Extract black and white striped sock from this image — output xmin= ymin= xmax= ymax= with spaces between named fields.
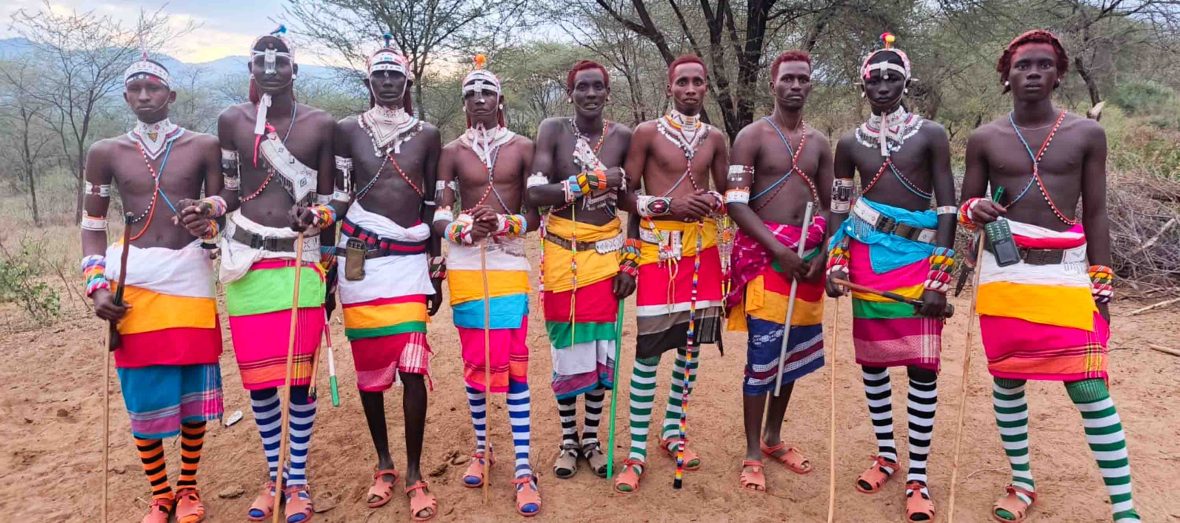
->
xmin=907 ymin=377 xmax=938 ymax=495
xmin=862 ymin=367 xmax=897 ymax=472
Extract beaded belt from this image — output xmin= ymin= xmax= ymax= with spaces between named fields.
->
xmin=334 ymin=218 xmax=428 ymax=259
xmin=543 ymin=231 xmax=625 ymax=255
xmin=852 ymin=199 xmax=937 ymax=244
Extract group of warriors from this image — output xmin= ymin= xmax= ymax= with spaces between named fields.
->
xmin=82 ymin=25 xmax=1139 ymax=523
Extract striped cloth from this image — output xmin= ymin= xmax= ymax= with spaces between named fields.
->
xmin=337 ymin=203 xmax=435 ymax=391
xmin=635 ymin=219 xmax=723 ymax=359
xmin=448 ymin=236 xmax=531 ymax=393
xmin=118 ymin=364 xmax=223 ymax=439
xmin=541 ymin=215 xmax=621 ymax=399
xmin=978 ymin=220 xmax=1107 ymax=381
xmin=726 ymin=220 xmax=826 ymax=394
xmin=830 ymin=197 xmax=941 ymax=372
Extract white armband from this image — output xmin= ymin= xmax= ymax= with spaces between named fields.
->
xmin=315 ymin=193 xmax=332 ymax=205
xmin=935 ymin=206 xmax=957 ymax=215
xmin=81 ymin=214 xmax=108 ymax=231
xmin=433 ymin=206 xmax=454 ymax=223
xmin=831 ymin=178 xmax=855 ymax=214
xmin=728 ymin=164 xmax=754 ymax=183
xmin=84 ymin=181 xmax=111 ymax=198
xmin=724 ymin=188 xmax=750 ymax=204
xmin=527 ymin=172 xmax=549 ymax=188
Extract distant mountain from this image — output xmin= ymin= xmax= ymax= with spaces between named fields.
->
xmin=0 ymin=37 xmax=341 ymax=84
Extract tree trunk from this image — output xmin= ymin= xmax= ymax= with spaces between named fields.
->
xmin=74 ymin=147 xmax=84 ymax=224
xmin=27 ymin=161 xmax=40 ymax=226
xmin=1074 ymin=56 xmax=1101 ymax=106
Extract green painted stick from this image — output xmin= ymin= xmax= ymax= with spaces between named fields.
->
xmin=606 ymin=299 xmax=625 ymax=479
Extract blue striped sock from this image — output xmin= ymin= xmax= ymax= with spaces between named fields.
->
xmin=284 ymin=386 xmax=316 ymax=487
xmin=249 ymin=388 xmax=282 ymax=483
xmin=466 ymin=386 xmax=488 ymax=453
xmin=507 ymin=379 xmax=533 ymax=478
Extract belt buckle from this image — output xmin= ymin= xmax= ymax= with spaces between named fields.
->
xmin=877 ymin=216 xmax=897 ymax=234
xmin=248 ymin=234 xmax=265 ymax=250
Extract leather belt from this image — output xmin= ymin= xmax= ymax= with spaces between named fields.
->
xmin=231 ymin=226 xmax=297 ymax=252
xmin=543 ymin=232 xmax=625 ymax=254
xmin=852 ymin=200 xmax=937 ymax=244
xmin=337 ymin=219 xmax=428 ymax=259
xmin=1018 ymin=247 xmax=1065 ymax=265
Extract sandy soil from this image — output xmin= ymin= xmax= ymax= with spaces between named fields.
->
xmin=2 ymin=244 xmax=1178 ymax=522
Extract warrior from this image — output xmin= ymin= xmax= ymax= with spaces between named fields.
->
xmin=332 ymin=38 xmax=442 ymax=519
xmin=613 ymin=55 xmax=728 ymax=494
xmin=432 ymin=55 xmax=542 ymax=516
xmin=183 ymin=26 xmax=337 ymax=523
xmin=826 ymin=33 xmax=956 ymax=522
xmin=960 ymin=29 xmax=1139 ymax=523
xmin=82 ymin=53 xmax=225 ymax=523
xmin=526 ymin=60 xmax=635 ymax=480
xmin=724 ymin=49 xmax=833 ymax=493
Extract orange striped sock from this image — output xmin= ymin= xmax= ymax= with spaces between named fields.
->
xmin=176 ymin=422 xmax=206 ymax=489
xmin=135 ymin=438 xmax=173 ymax=501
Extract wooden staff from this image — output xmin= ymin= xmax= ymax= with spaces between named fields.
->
xmin=946 ymin=232 xmax=988 ymax=523
xmin=773 ymin=202 xmax=814 ymax=396
xmin=479 ymin=239 xmax=492 ymax=503
xmin=826 ymin=296 xmax=841 ymax=523
xmin=102 ymin=212 xmax=133 ymax=522
xmin=606 ymin=299 xmax=624 ymax=479
xmin=272 ymin=231 xmax=306 ymax=523
xmin=830 ymin=278 xmax=955 ymax=318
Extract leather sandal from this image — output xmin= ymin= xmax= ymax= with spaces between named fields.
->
xmin=246 ymin=482 xmax=276 ymax=521
xmin=739 ymin=460 xmax=767 ymax=492
xmin=512 ymin=475 xmax=542 ymax=517
xmin=582 ymin=440 xmax=609 ymax=478
xmin=992 ymin=485 xmax=1036 ymax=523
xmin=905 ymin=481 xmax=936 ymax=522
xmin=283 ymin=485 xmax=314 ymax=523
xmin=141 ymin=496 xmax=174 ymax=523
xmin=405 ymin=480 xmax=438 ymax=521
xmin=553 ymin=442 xmax=580 ymax=479
xmin=613 ymin=458 xmax=645 ymax=494
xmin=174 ymin=488 xmax=206 ymax=523
xmin=855 ymin=455 xmax=898 ymax=494
xmin=760 ymin=440 xmax=813 ymax=475
xmin=367 ymin=468 xmax=400 ymax=508
xmin=462 ymin=449 xmax=494 ymax=488
xmin=660 ymin=436 xmax=701 ymax=470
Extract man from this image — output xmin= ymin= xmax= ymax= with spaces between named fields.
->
xmin=724 ymin=49 xmax=833 ymax=492
xmin=613 ymin=54 xmax=728 ymax=494
xmin=432 ymin=55 xmax=542 ymax=516
xmin=82 ymin=53 xmax=224 ymax=523
xmin=332 ymin=40 xmax=442 ymax=519
xmin=526 ymin=60 xmax=635 ymax=480
xmin=184 ymin=27 xmax=336 ymax=523
xmin=826 ymin=33 xmax=956 ymax=522
xmin=960 ymin=29 xmax=1139 ymax=523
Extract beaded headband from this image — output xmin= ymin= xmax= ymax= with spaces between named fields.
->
xmin=462 ymin=54 xmax=500 ymax=95
xmin=124 ymin=55 xmax=171 ymax=87
xmin=368 ymin=33 xmax=412 ymax=79
xmin=250 ymin=25 xmax=295 ymax=75
xmin=860 ymin=32 xmax=911 ymax=81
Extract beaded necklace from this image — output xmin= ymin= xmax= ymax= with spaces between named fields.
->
xmin=550 ymin=118 xmax=610 ymax=214
xmin=752 ymin=117 xmax=816 ymax=210
xmin=1008 ymin=110 xmax=1074 ymax=225
xmin=126 ymin=140 xmax=177 ymax=242
xmin=359 ymin=105 xmax=422 ymax=156
xmin=242 ymin=103 xmax=299 ymax=202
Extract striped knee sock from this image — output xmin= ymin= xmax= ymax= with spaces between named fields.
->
xmin=176 ymin=422 xmax=206 ymax=490
xmin=284 ymin=386 xmax=316 ymax=487
xmin=249 ymin=388 xmax=282 ymax=482
xmin=582 ymin=388 xmax=605 ymax=446
xmin=557 ymin=395 xmax=578 ymax=446
xmin=135 ymin=438 xmax=173 ymax=501
xmin=906 ymin=377 xmax=938 ymax=493
xmin=1066 ymin=379 xmax=1140 ymax=522
xmin=627 ymin=356 xmax=659 ymax=465
xmin=661 ymin=347 xmax=699 ymax=445
xmin=862 ymin=367 xmax=897 ymax=471
xmin=465 ymin=386 xmax=488 ymax=453
xmin=993 ymin=378 xmax=1035 ymax=513
xmin=507 ymin=379 xmax=533 ymax=478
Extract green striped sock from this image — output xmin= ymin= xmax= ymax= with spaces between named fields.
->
xmin=626 ymin=356 xmax=660 ymax=470
xmin=660 ymin=348 xmax=700 ymax=468
xmin=1066 ymin=379 xmax=1140 ymax=522
xmin=993 ymin=378 xmax=1034 ymax=521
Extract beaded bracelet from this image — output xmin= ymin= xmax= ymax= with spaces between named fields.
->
xmin=725 ymin=188 xmax=751 ymax=205
xmin=637 ymin=195 xmax=672 ymax=218
xmin=81 ymin=255 xmax=110 ymax=297
xmin=310 ymin=204 xmax=336 ymax=228
xmin=706 ymin=190 xmax=725 ymax=212
xmin=446 ymin=214 xmax=475 ymax=244
xmin=199 ymin=196 xmax=228 ymax=218
xmin=1089 ymin=265 xmax=1114 ymax=304
xmin=924 ymin=247 xmax=956 ymax=294
xmin=429 ymin=256 xmax=447 ymax=280
xmin=958 ymin=197 xmax=984 ymax=229
xmin=199 ymin=219 xmax=220 ymax=241
xmin=826 ymin=238 xmax=850 ymax=276
xmin=495 ymin=213 xmax=527 ymax=238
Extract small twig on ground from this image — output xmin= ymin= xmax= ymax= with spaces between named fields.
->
xmin=1148 ymin=344 xmax=1180 ymax=357
xmin=1128 ymin=296 xmax=1180 ymax=316
xmin=966 ymin=467 xmax=1006 ymax=480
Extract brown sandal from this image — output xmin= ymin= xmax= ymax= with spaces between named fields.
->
xmin=992 ymin=485 xmax=1036 ymax=523
xmin=905 ymin=482 xmax=935 ymax=522
xmin=405 ymin=480 xmax=438 ymax=521
xmin=582 ymin=441 xmax=609 ymax=478
xmin=553 ymin=442 xmax=580 ymax=479
xmin=739 ymin=460 xmax=767 ymax=492
xmin=855 ymin=455 xmax=897 ymax=494
xmin=367 ymin=468 xmax=400 ymax=508
xmin=760 ymin=441 xmax=813 ymax=475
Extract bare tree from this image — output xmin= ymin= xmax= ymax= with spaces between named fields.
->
xmin=0 ymin=58 xmax=57 ymax=225
xmin=9 ymin=3 xmax=193 ymax=222
xmin=286 ymin=0 xmax=532 ymax=121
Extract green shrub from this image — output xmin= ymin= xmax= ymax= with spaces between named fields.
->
xmin=0 ymin=239 xmax=61 ymax=322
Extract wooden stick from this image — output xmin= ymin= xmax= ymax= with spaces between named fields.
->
xmin=831 ymin=277 xmax=955 ymax=318
xmin=1128 ymin=296 xmax=1180 ymax=316
xmin=773 ymin=202 xmax=814 ymax=396
xmin=479 ymin=240 xmax=492 ymax=504
xmin=946 ymin=233 xmax=988 ymax=523
xmin=1128 ymin=217 xmax=1175 ymax=256
xmin=1149 ymin=344 xmax=1180 ymax=357
xmin=826 ymin=297 xmax=841 ymax=523
xmin=272 ymin=232 xmax=305 ymax=523
xmin=102 ymin=212 xmax=133 ymax=522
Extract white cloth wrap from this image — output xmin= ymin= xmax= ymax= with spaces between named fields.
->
xmin=219 ymin=211 xmax=320 ymax=284
xmin=337 ymin=202 xmax=434 ymax=305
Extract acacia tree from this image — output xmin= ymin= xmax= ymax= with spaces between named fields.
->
xmin=286 ymin=0 xmax=532 ymax=121
xmin=9 ymin=3 xmax=191 ymax=221
xmin=0 ymin=58 xmax=57 ymax=225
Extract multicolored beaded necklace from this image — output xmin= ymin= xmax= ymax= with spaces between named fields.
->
xmin=1007 ymin=110 xmax=1074 ymax=225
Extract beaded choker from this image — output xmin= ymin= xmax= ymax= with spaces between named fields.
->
xmin=128 ymin=119 xmax=184 ymax=160
xmin=855 ymin=106 xmax=924 ymax=157
xmin=359 ymin=105 xmax=421 ymax=156
xmin=657 ymin=109 xmax=707 ymax=160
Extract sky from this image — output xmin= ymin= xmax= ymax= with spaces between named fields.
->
xmin=1 ymin=0 xmax=302 ymax=63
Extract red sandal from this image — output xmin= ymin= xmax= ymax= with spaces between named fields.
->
xmin=855 ymin=455 xmax=897 ymax=494
xmin=366 ymin=468 xmax=400 ymax=508
xmin=613 ymin=458 xmax=645 ymax=494
xmin=905 ymin=481 xmax=936 ymax=522
xmin=512 ymin=475 xmax=541 ymax=517
xmin=739 ymin=460 xmax=767 ymax=492
xmin=405 ymin=480 xmax=438 ymax=521
xmin=760 ymin=441 xmax=813 ymax=475
xmin=992 ymin=485 xmax=1036 ymax=523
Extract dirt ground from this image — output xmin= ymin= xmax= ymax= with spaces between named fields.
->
xmin=2 ymin=243 xmax=1178 ymax=522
